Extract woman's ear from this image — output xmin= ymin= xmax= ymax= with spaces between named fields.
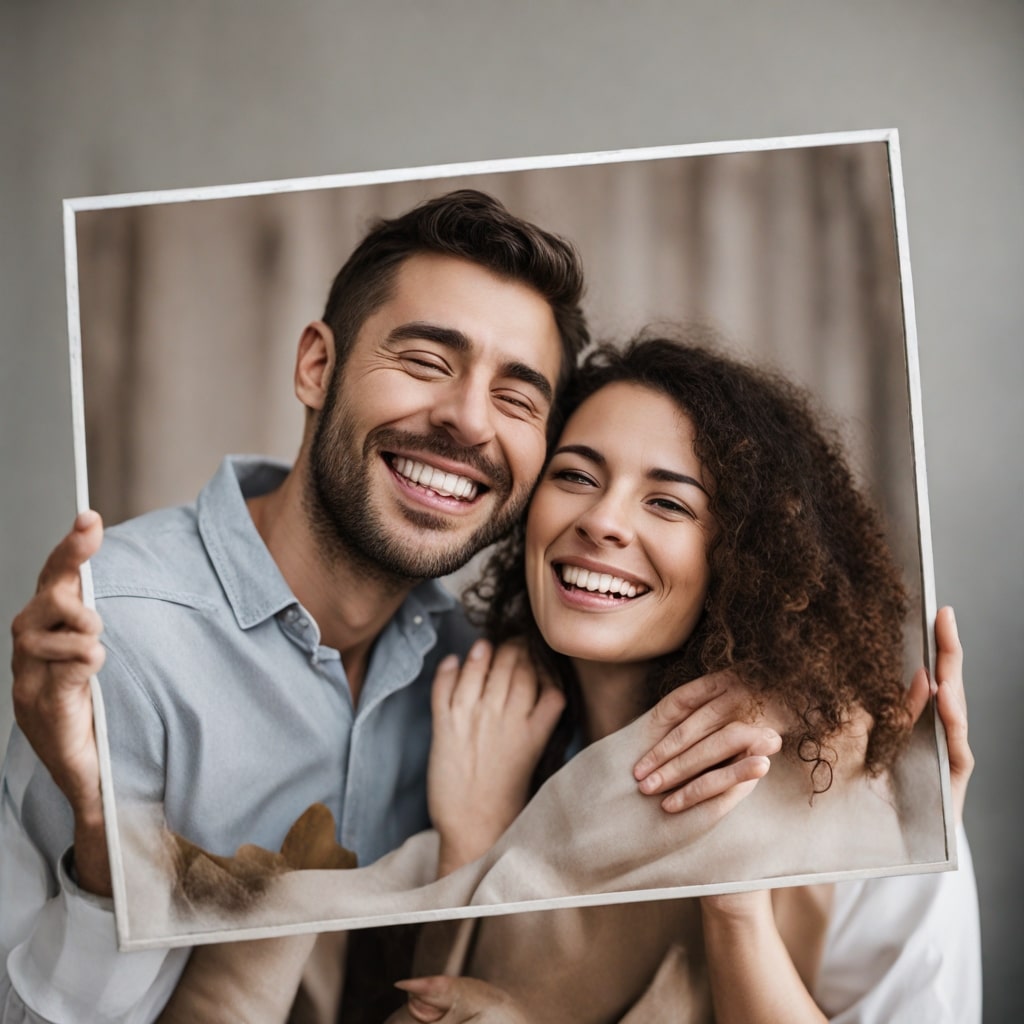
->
xmin=294 ymin=321 xmax=337 ymax=411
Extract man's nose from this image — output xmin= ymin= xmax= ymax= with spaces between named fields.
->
xmin=428 ymin=377 xmax=497 ymax=448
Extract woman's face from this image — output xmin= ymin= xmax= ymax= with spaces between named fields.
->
xmin=525 ymin=381 xmax=716 ymax=669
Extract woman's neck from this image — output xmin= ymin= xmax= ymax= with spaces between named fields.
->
xmin=571 ymin=658 xmax=651 ymax=743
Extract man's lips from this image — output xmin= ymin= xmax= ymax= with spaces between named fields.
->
xmin=386 ymin=454 xmax=486 ymax=502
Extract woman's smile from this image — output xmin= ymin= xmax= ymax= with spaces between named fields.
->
xmin=526 ymin=381 xmax=717 ymax=668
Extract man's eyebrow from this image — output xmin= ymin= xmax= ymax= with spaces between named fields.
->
xmin=388 ymin=321 xmax=554 ymax=404
xmin=553 ymin=444 xmax=710 ymax=496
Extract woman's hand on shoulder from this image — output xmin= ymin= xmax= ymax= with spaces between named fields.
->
xmin=632 ymin=671 xmax=784 ymax=814
xmin=428 ymin=639 xmax=565 ymax=876
xmin=906 ymin=606 xmax=973 ymax=825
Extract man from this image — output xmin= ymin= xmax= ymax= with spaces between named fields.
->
xmin=2 ymin=190 xmax=770 ymax=1022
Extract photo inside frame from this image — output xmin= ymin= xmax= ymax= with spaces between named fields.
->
xmin=67 ymin=133 xmax=952 ymax=951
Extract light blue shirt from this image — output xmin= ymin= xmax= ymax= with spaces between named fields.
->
xmin=0 ymin=455 xmax=476 ymax=1022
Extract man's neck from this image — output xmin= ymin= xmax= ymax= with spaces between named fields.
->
xmin=246 ymin=465 xmax=415 ymax=705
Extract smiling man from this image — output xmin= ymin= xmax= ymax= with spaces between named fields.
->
xmin=1 ymin=191 xmax=587 ymax=1022
xmin=3 ymin=191 xmax=783 ymax=1024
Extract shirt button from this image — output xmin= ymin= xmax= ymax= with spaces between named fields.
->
xmin=413 ymin=615 xmax=423 ymax=626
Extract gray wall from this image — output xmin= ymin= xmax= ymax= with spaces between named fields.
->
xmin=1 ymin=3 xmax=1019 ymax=1019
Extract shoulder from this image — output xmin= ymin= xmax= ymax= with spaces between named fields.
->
xmin=91 ymin=504 xmax=217 ymax=610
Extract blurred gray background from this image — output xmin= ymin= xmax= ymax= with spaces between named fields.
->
xmin=1 ymin=3 xmax=1019 ymax=1019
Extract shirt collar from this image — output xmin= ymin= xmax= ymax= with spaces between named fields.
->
xmin=197 ymin=456 xmax=300 ymax=630
xmin=197 ymin=456 xmax=458 ymax=631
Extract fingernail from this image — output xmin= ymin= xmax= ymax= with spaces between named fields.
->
xmin=437 ymin=654 xmax=459 ymax=672
xmin=633 ymin=757 xmax=651 ymax=779
xmin=407 ymin=997 xmax=444 ymax=1023
xmin=468 ymin=639 xmax=489 ymax=660
xmin=75 ymin=510 xmax=99 ymax=530
xmin=639 ymin=771 xmax=661 ymax=793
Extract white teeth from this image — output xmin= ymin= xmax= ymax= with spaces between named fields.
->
xmin=559 ymin=565 xmax=646 ymax=598
xmin=393 ymin=457 xmax=479 ymax=500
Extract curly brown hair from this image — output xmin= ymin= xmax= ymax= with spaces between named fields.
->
xmin=465 ymin=329 xmax=912 ymax=793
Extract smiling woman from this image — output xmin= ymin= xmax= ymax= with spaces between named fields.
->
xmin=473 ymin=331 xmax=912 ymax=793
xmin=527 ymin=382 xmax=716 ymax=677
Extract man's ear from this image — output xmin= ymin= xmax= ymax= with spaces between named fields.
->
xmin=295 ymin=321 xmax=336 ymax=411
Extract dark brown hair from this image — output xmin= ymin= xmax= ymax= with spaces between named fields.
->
xmin=321 ymin=189 xmax=589 ymax=402
xmin=467 ymin=330 xmax=912 ymax=792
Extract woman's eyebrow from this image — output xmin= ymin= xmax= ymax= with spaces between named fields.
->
xmin=388 ymin=321 xmax=553 ymax=403
xmin=552 ymin=444 xmax=604 ymax=464
xmin=648 ymin=468 xmax=710 ymax=496
xmin=554 ymin=444 xmax=709 ymax=496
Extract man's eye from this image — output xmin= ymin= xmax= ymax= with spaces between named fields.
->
xmin=496 ymin=393 xmax=534 ymax=413
xmin=402 ymin=354 xmax=447 ymax=373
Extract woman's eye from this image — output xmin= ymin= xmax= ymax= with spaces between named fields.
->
xmin=552 ymin=468 xmax=595 ymax=486
xmin=649 ymin=497 xmax=695 ymax=518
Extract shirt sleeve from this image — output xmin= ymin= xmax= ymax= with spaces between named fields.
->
xmin=0 ymin=731 xmax=187 ymax=1024
xmin=814 ymin=826 xmax=982 ymax=1024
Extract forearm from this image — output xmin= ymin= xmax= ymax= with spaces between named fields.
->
xmin=701 ymin=895 xmax=827 ymax=1024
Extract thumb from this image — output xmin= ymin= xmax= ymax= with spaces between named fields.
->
xmin=395 ymin=976 xmax=455 ymax=1022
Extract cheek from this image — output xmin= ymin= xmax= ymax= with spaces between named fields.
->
xmin=507 ymin=435 xmax=549 ymax=492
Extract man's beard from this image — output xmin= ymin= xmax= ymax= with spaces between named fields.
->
xmin=305 ymin=392 xmax=529 ymax=583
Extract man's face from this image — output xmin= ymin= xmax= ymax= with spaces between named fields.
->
xmin=308 ymin=253 xmax=563 ymax=580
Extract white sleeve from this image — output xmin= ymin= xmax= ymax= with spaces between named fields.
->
xmin=0 ymin=733 xmax=188 ymax=1023
xmin=814 ymin=826 xmax=982 ymax=1024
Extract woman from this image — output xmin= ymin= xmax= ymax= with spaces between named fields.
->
xmin=391 ymin=334 xmax=978 ymax=1023
xmin=161 ymin=333 xmax=978 ymax=1022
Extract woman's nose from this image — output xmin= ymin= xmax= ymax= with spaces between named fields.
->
xmin=574 ymin=493 xmax=635 ymax=547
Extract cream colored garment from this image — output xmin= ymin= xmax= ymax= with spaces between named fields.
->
xmin=121 ymin=706 xmax=913 ymax=949
xmin=395 ymin=885 xmax=834 ymax=1024
xmin=152 ymin=702 xmax=905 ymax=1022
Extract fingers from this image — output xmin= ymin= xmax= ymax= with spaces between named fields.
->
xmin=906 ymin=667 xmax=932 ymax=728
xmin=934 ymin=605 xmax=964 ymax=702
xmin=13 ymin=581 xmax=104 ymax=640
xmin=396 ymin=976 xmax=517 ymax=1023
xmin=395 ymin=977 xmax=455 ymax=1022
xmin=435 ymin=640 xmax=492 ymax=713
xmin=436 ymin=640 xmax=545 ymax=717
xmin=36 ymin=511 xmax=104 ymax=591
xmin=481 ymin=641 xmax=528 ymax=710
xmin=645 ymin=671 xmax=729 ymax=734
xmin=642 ymin=722 xmax=781 ymax=801
xmin=937 ymin=676 xmax=972 ymax=774
xmin=933 ymin=607 xmax=972 ymax=823
xmin=680 ymin=771 xmax=764 ymax=820
xmin=431 ymin=655 xmax=461 ymax=716
xmin=636 ymin=696 xmax=766 ymax=789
